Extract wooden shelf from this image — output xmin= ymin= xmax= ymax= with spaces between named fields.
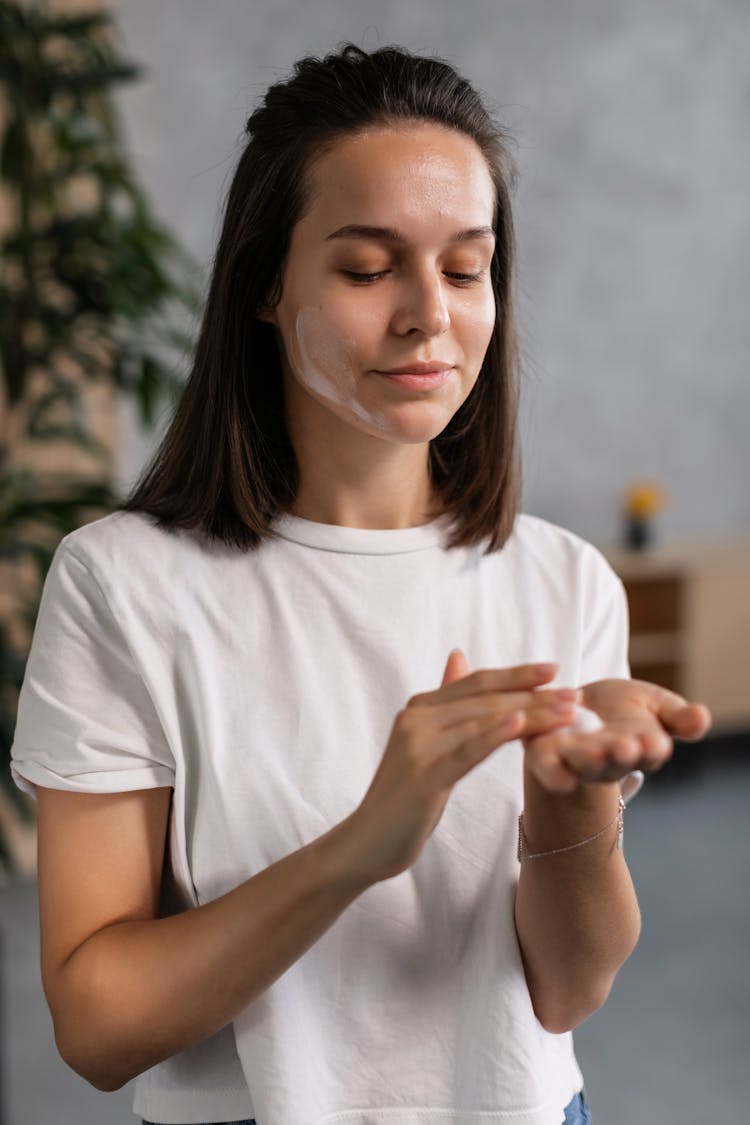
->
xmin=628 ymin=632 xmax=686 ymax=664
xmin=598 ymin=537 xmax=750 ymax=733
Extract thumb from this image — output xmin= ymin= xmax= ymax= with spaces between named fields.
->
xmin=441 ymin=647 xmax=472 ymax=687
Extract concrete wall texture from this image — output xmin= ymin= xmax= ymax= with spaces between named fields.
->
xmin=111 ymin=0 xmax=750 ymax=548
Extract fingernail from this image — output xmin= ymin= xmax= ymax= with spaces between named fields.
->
xmin=556 ymin=688 xmax=582 ymax=702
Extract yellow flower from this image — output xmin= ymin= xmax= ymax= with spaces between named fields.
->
xmin=623 ymin=480 xmax=666 ymax=519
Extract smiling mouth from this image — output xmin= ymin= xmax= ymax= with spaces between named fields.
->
xmin=376 ymin=362 xmax=454 ymax=376
xmin=374 ymin=368 xmax=453 ymax=390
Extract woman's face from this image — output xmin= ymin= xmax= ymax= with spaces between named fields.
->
xmin=261 ymin=121 xmax=498 ymax=448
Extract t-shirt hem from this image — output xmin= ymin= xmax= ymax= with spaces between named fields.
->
xmin=10 ymin=760 xmax=175 ymax=800
xmin=132 ymin=1085 xmax=254 ymax=1123
xmin=315 ymin=1110 xmax=578 ymax=1125
xmin=307 ymin=1060 xmax=584 ymax=1125
xmin=131 ymin=1072 xmax=583 ymax=1125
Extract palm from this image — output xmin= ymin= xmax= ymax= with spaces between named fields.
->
xmin=521 ymin=678 xmax=713 ymax=789
xmin=582 ymin=678 xmax=712 ymax=745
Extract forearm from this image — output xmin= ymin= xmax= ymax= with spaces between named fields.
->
xmin=513 ymin=770 xmax=641 ymax=1033
xmin=55 ymin=814 xmax=371 ymax=1091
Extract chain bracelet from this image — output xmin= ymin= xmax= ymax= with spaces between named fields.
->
xmin=517 ymin=795 xmax=626 ymax=861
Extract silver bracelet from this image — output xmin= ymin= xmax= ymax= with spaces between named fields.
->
xmin=517 ymin=795 xmax=626 ymax=861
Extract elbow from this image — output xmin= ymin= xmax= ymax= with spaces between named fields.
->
xmin=46 ymin=945 xmax=143 ymax=1093
xmin=82 ymin=1068 xmax=130 ymax=1095
xmin=54 ymin=1018 xmax=134 ymax=1092
xmin=527 ymin=908 xmax=643 ymax=1035
xmin=93 ymin=1073 xmax=132 ymax=1094
xmin=524 ymin=946 xmax=640 ymax=1035
xmin=49 ymin=984 xmax=135 ymax=1093
xmin=538 ymin=955 xmax=640 ymax=1034
xmin=80 ymin=1058 xmax=133 ymax=1093
xmin=83 ymin=1058 xmax=133 ymax=1094
xmin=533 ymin=980 xmax=613 ymax=1034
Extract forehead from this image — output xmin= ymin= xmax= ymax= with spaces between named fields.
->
xmin=301 ymin=122 xmax=496 ymax=236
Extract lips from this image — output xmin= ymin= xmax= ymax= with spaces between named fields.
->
xmin=376 ymin=362 xmax=453 ymax=375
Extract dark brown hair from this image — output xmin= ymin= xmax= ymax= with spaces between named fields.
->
xmin=116 ymin=42 xmax=523 ymax=554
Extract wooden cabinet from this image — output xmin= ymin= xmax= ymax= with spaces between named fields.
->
xmin=598 ymin=538 xmax=750 ymax=734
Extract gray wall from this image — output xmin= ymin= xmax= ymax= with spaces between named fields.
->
xmin=111 ymin=0 xmax=750 ymax=548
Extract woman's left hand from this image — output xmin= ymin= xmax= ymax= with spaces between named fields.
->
xmin=522 ymin=678 xmax=713 ymax=794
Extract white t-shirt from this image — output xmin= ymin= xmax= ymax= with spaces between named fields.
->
xmin=11 ymin=508 xmax=643 ymax=1125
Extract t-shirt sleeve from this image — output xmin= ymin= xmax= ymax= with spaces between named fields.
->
xmin=10 ymin=538 xmax=175 ymax=801
xmin=580 ymin=544 xmax=644 ymax=805
xmin=580 ymin=545 xmax=631 ymax=684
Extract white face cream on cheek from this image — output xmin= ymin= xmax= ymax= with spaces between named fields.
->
xmin=291 ymin=307 xmax=403 ymax=434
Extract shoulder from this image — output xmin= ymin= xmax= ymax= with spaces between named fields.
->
xmin=503 ymin=514 xmax=625 ymax=616
xmin=50 ymin=510 xmax=252 ymax=629
xmin=49 ymin=511 xmax=201 ymax=613
xmin=510 ymin=512 xmax=618 ymax=578
xmin=60 ymin=509 xmax=167 ymax=551
xmin=57 ymin=510 xmax=189 ymax=576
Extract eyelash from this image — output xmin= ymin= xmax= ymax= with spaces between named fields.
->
xmin=342 ymin=270 xmax=483 ymax=285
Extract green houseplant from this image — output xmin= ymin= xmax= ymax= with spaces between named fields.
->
xmin=0 ymin=0 xmax=202 ymax=875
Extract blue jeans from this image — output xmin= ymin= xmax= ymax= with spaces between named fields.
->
xmin=563 ymin=1088 xmax=592 ymax=1124
xmin=142 ymin=1092 xmax=590 ymax=1125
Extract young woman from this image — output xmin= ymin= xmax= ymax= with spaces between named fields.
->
xmin=11 ymin=43 xmax=711 ymax=1125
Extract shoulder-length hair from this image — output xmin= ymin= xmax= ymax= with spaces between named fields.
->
xmin=116 ymin=43 xmax=523 ymax=554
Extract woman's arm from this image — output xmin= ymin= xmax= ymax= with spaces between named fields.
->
xmin=37 ymin=786 xmax=370 ymax=1092
xmin=513 ymin=774 xmax=641 ymax=1033
xmin=514 ymin=677 xmax=711 ymax=1032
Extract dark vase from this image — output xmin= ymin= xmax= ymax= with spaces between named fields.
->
xmin=625 ymin=515 xmax=652 ymax=550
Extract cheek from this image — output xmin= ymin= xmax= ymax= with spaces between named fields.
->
xmin=458 ymin=291 xmax=496 ymax=359
xmin=291 ymin=306 xmax=361 ymax=385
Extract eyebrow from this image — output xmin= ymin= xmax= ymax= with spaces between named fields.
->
xmin=324 ymin=224 xmax=496 ymax=245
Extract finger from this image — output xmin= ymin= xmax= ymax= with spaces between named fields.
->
xmin=530 ymin=726 xmax=674 ymax=782
xmin=644 ymin=687 xmax=713 ymax=741
xmin=430 ymin=710 xmax=528 ymax=788
xmin=590 ymin=725 xmax=668 ymax=769
xmin=669 ymin=702 xmax=713 ymax=741
xmin=412 ymin=690 xmax=581 ymax=732
xmin=524 ymin=739 xmax=580 ymax=794
xmin=517 ymin=700 xmax=587 ymax=738
xmin=633 ymin=728 xmax=674 ymax=770
xmin=412 ymin=662 xmax=559 ymax=708
xmin=568 ymin=732 xmax=644 ymax=776
xmin=440 ymin=647 xmax=473 ymax=689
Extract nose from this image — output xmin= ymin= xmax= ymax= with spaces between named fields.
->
xmin=390 ymin=268 xmax=450 ymax=339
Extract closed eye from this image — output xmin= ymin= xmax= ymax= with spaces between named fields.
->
xmin=445 ymin=272 xmax=482 ymax=284
xmin=342 ymin=270 xmax=389 ymax=283
xmin=342 ymin=270 xmax=483 ymax=285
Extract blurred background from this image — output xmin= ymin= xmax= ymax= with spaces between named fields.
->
xmin=1 ymin=0 xmax=748 ymax=1122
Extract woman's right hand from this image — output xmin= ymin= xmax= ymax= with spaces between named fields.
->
xmin=346 ymin=649 xmax=582 ymax=884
